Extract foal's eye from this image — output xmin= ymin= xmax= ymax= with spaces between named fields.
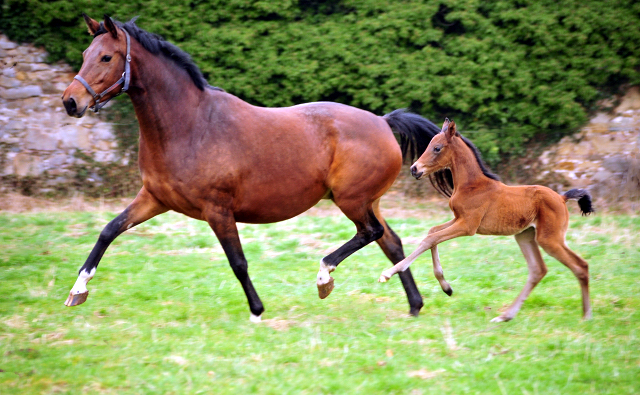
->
xmin=101 ymin=55 xmax=112 ymax=62
xmin=434 ymin=146 xmax=442 ymax=153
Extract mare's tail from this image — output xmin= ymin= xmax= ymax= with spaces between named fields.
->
xmin=383 ymin=109 xmax=453 ymax=197
xmin=563 ymin=189 xmax=595 ymax=216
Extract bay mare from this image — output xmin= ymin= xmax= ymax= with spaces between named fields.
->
xmin=379 ymin=119 xmax=594 ymax=322
xmin=61 ymin=15 xmax=450 ymax=320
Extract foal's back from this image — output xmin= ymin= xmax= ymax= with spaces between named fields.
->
xmin=473 ymin=183 xmax=569 ymax=236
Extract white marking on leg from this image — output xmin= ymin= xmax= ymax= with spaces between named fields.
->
xmin=250 ymin=313 xmax=262 ymax=323
xmin=126 ymin=223 xmax=133 ymax=230
xmin=316 ymin=259 xmax=335 ymax=286
xmin=69 ymin=267 xmax=96 ymax=295
xmin=380 ymin=240 xmax=431 ymax=282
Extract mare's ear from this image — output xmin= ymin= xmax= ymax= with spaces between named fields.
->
xmin=447 ymin=120 xmax=458 ymax=141
xmin=103 ymin=14 xmax=118 ymax=39
xmin=83 ymin=13 xmax=100 ymax=36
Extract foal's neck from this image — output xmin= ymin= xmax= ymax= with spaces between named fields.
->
xmin=449 ymin=139 xmax=492 ymax=191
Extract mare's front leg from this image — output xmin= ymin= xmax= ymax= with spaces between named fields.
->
xmin=65 ymin=187 xmax=167 ymax=306
xmin=204 ymin=206 xmax=264 ymax=322
xmin=378 ymin=219 xmax=473 ymax=282
xmin=316 ymin=206 xmax=384 ymax=299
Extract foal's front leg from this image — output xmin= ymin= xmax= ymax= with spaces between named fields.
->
xmin=427 ymin=219 xmax=456 ymax=296
xmin=65 ymin=187 xmax=167 ymax=306
xmin=379 ymin=219 xmax=473 ymax=282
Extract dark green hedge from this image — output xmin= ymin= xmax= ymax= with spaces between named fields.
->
xmin=2 ymin=0 xmax=639 ymax=164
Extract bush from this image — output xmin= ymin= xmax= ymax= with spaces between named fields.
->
xmin=2 ymin=0 xmax=639 ymax=165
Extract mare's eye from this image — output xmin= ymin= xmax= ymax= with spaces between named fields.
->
xmin=101 ymin=55 xmax=112 ymax=62
xmin=434 ymin=146 xmax=442 ymax=153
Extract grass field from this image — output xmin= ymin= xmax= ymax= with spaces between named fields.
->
xmin=1 ymin=200 xmax=639 ymax=394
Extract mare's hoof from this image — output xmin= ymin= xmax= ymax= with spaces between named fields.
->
xmin=64 ymin=291 xmax=88 ymax=307
xmin=317 ymin=277 xmax=335 ymax=299
xmin=250 ymin=314 xmax=262 ymax=323
xmin=490 ymin=315 xmax=511 ymax=323
xmin=409 ymin=307 xmax=421 ymax=317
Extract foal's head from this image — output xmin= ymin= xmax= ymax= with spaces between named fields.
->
xmin=62 ymin=15 xmax=129 ymax=117
xmin=410 ymin=118 xmax=460 ymax=180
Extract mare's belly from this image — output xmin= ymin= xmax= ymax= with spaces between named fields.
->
xmin=233 ymin=182 xmax=329 ymax=224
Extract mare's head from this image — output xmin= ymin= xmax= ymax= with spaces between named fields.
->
xmin=410 ymin=118 xmax=459 ymax=180
xmin=62 ymin=14 xmax=130 ymax=117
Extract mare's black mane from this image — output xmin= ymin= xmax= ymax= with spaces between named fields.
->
xmin=93 ymin=17 xmax=223 ymax=92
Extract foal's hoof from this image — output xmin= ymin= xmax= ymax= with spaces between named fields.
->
xmin=443 ymin=286 xmax=453 ymax=296
xmin=64 ymin=291 xmax=89 ymax=307
xmin=317 ymin=277 xmax=335 ymax=299
xmin=378 ymin=273 xmax=391 ymax=283
xmin=490 ymin=315 xmax=511 ymax=323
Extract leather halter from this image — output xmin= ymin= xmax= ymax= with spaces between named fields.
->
xmin=74 ymin=29 xmax=132 ymax=113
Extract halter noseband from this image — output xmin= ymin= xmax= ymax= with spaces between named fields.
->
xmin=74 ymin=29 xmax=132 ymax=113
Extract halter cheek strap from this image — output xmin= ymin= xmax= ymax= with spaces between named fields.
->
xmin=74 ymin=29 xmax=131 ymax=113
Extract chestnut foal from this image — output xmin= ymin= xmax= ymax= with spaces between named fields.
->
xmin=379 ymin=119 xmax=594 ymax=322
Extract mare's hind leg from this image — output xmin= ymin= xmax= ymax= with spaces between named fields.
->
xmin=65 ymin=187 xmax=167 ymax=306
xmin=491 ymin=227 xmax=547 ymax=322
xmin=536 ymin=230 xmax=592 ymax=320
xmin=373 ymin=201 xmax=423 ymax=316
xmin=204 ymin=206 xmax=264 ymax=322
xmin=316 ymin=201 xmax=384 ymax=299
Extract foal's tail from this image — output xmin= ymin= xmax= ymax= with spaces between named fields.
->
xmin=383 ymin=109 xmax=453 ymax=197
xmin=563 ymin=189 xmax=595 ymax=216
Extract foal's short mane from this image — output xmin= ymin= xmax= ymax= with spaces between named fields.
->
xmin=431 ymin=133 xmax=500 ymax=198
xmin=93 ymin=17 xmax=223 ymax=92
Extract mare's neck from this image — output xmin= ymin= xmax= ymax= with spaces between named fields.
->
xmin=449 ymin=140 xmax=492 ymax=191
xmin=126 ymin=41 xmax=204 ymax=143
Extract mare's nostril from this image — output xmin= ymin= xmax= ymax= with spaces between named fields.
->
xmin=63 ymin=97 xmax=77 ymax=116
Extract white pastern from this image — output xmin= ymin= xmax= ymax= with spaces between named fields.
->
xmin=316 ymin=259 xmax=336 ymax=285
xmin=250 ymin=314 xmax=262 ymax=323
xmin=69 ymin=267 xmax=96 ymax=295
xmin=379 ymin=269 xmax=393 ymax=282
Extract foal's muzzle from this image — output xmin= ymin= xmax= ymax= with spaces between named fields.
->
xmin=410 ymin=165 xmax=424 ymax=180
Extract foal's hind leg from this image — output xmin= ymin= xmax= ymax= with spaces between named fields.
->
xmin=491 ymin=227 xmax=547 ymax=323
xmin=373 ymin=201 xmax=424 ymax=316
xmin=65 ymin=187 xmax=167 ymax=306
xmin=536 ymin=232 xmax=592 ymax=320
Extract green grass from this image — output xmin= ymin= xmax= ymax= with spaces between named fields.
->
xmin=1 ymin=206 xmax=639 ymax=394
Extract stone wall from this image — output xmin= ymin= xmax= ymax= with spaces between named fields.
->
xmin=0 ymin=34 xmax=122 ymax=193
xmin=534 ymin=87 xmax=640 ymax=204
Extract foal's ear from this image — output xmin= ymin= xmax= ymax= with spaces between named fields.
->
xmin=440 ymin=118 xmax=450 ymax=134
xmin=83 ymin=13 xmax=100 ymax=36
xmin=103 ymin=14 xmax=118 ymax=39
xmin=447 ymin=120 xmax=458 ymax=140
